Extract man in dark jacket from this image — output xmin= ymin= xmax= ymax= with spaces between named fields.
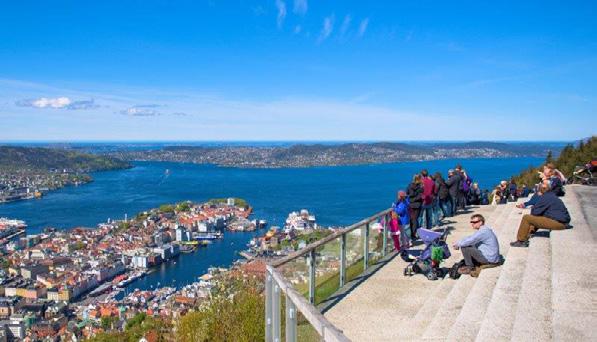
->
xmin=510 ymin=184 xmax=571 ymax=247
xmin=434 ymin=172 xmax=450 ymax=217
xmin=407 ymin=175 xmax=423 ymax=238
xmin=445 ymin=169 xmax=460 ymax=215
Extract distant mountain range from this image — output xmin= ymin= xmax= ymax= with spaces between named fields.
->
xmin=103 ymin=141 xmax=563 ymax=168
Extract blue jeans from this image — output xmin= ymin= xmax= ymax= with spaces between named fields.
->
xmin=439 ymin=198 xmax=452 ymax=217
xmin=421 ymin=204 xmax=434 ymax=229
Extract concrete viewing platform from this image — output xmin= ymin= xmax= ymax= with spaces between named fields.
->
xmin=324 ymin=184 xmax=596 ymax=341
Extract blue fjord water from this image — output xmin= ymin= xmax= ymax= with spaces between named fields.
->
xmin=0 ymin=158 xmax=542 ymax=291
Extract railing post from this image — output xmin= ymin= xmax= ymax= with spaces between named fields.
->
xmin=308 ymin=249 xmax=316 ymax=304
xmin=382 ymin=213 xmax=388 ymax=257
xmin=273 ymin=283 xmax=281 ymax=342
xmin=364 ymin=223 xmax=369 ymax=271
xmin=285 ymin=294 xmax=297 ymax=342
xmin=339 ymin=233 xmax=346 ymax=288
xmin=265 ymin=272 xmax=273 ymax=342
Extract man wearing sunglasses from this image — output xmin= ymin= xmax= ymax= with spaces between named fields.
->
xmin=452 ymin=214 xmax=501 ymax=274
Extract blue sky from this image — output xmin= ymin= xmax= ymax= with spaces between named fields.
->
xmin=0 ymin=1 xmax=595 ymax=141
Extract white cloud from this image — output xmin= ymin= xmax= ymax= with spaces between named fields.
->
xmin=15 ymin=97 xmax=99 ymax=110
xmin=293 ymin=0 xmax=308 ymax=15
xmin=294 ymin=25 xmax=302 ymax=34
xmin=120 ymin=104 xmax=161 ymax=117
xmin=340 ymin=15 xmax=352 ymax=36
xmin=318 ymin=14 xmax=335 ymax=43
xmin=358 ymin=18 xmax=369 ymax=38
xmin=20 ymin=97 xmax=71 ymax=108
xmin=275 ymin=0 xmax=286 ymax=28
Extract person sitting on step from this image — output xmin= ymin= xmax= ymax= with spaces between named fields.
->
xmin=510 ymin=183 xmax=571 ymax=247
xmin=452 ymin=214 xmax=501 ymax=274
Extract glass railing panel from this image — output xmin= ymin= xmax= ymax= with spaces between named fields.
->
xmin=296 ymin=311 xmax=322 ymax=342
xmin=345 ymin=224 xmax=365 ymax=283
xmin=368 ymin=219 xmax=385 ymax=267
xmin=313 ymin=236 xmax=341 ymax=305
xmin=278 ymin=256 xmax=310 ymax=299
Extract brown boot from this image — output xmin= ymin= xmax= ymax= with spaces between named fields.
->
xmin=458 ymin=266 xmax=472 ymax=275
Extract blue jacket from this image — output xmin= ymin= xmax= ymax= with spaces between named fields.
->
xmin=456 ymin=225 xmax=501 ymax=263
xmin=393 ymin=198 xmax=410 ymax=226
xmin=531 ymin=192 xmax=571 ymax=223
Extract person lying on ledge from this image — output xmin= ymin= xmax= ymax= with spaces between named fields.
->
xmin=452 ymin=214 xmax=501 ymax=274
xmin=510 ymin=184 xmax=571 ymax=248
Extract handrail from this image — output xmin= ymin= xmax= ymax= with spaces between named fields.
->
xmin=265 ymin=207 xmax=394 ymax=342
xmin=270 ymin=208 xmax=392 ymax=268
xmin=267 ymin=266 xmax=349 ymax=342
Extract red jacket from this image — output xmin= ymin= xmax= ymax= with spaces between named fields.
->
xmin=422 ymin=176 xmax=436 ymax=205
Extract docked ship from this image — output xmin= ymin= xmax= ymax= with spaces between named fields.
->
xmin=0 ymin=218 xmax=27 ymax=240
xmin=284 ymin=209 xmax=317 ymax=233
xmin=251 ymin=219 xmax=268 ymax=229
xmin=194 ymin=231 xmax=223 ymax=240
xmin=116 ymin=270 xmax=146 ymax=288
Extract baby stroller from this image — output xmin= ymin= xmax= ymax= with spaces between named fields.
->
xmin=404 ymin=228 xmax=451 ymax=280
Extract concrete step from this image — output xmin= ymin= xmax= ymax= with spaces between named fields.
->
xmin=394 ymin=278 xmax=457 ymax=340
xmin=394 ymin=204 xmax=508 ymax=340
xmin=473 ymin=203 xmax=530 ymax=341
xmin=551 ymin=186 xmax=597 ymax=341
xmin=420 ymin=275 xmax=476 ymax=340
xmin=510 ymin=227 xmax=552 ymax=340
xmin=446 ymin=203 xmax=522 ymax=341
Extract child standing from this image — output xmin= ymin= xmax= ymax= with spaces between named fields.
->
xmin=389 ymin=211 xmax=401 ymax=251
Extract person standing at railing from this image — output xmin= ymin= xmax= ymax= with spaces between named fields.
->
xmin=421 ymin=169 xmax=436 ymax=230
xmin=407 ymin=175 xmax=423 ymax=239
xmin=388 ymin=211 xmax=401 ymax=251
xmin=434 ymin=171 xmax=450 ymax=218
xmin=393 ymin=190 xmax=412 ymax=250
xmin=446 ymin=169 xmax=460 ymax=215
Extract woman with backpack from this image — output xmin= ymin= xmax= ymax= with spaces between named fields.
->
xmin=407 ymin=174 xmax=423 ymax=238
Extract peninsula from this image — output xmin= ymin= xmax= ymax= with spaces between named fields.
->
xmin=0 ymin=146 xmax=131 ymax=203
xmin=106 ymin=141 xmax=563 ymax=168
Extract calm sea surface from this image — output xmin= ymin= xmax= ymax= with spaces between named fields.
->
xmin=0 ymin=158 xmax=542 ymax=291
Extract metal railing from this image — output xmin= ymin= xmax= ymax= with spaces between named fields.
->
xmin=265 ymin=208 xmax=394 ymax=342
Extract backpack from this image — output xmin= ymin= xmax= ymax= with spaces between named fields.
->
xmin=461 ymin=176 xmax=470 ymax=192
xmin=449 ymin=259 xmax=466 ymax=279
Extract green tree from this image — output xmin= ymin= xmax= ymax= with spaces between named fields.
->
xmin=177 ymin=275 xmax=265 ymax=342
xmin=159 ymin=204 xmax=175 ymax=213
xmin=101 ymin=316 xmax=118 ymax=330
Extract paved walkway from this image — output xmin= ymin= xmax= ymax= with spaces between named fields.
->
xmin=324 ymin=185 xmax=596 ymax=341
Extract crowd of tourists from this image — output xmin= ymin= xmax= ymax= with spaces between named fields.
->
xmin=387 ymin=162 xmax=572 ymax=277
xmin=388 ymin=164 xmax=479 ymax=254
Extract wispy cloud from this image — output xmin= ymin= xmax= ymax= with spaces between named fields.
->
xmin=318 ymin=14 xmax=335 ymax=43
xmin=275 ymin=0 xmax=287 ymax=28
xmin=16 ymin=97 xmax=71 ymax=109
xmin=15 ymin=97 xmax=99 ymax=110
xmin=357 ymin=18 xmax=369 ymax=38
xmin=439 ymin=41 xmax=464 ymax=52
xmin=252 ymin=6 xmax=266 ymax=16
xmin=120 ymin=104 xmax=162 ymax=117
xmin=340 ymin=15 xmax=352 ymax=36
xmin=465 ymin=76 xmax=518 ymax=88
xmin=293 ymin=0 xmax=307 ymax=15
xmin=294 ymin=25 xmax=302 ymax=34
xmin=405 ymin=29 xmax=414 ymax=42
xmin=66 ymin=99 xmax=99 ymax=110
